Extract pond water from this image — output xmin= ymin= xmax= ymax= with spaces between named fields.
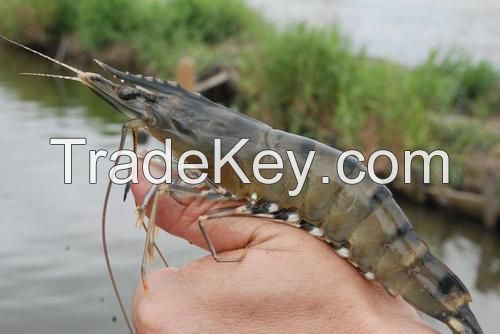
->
xmin=0 ymin=46 xmax=206 ymax=334
xmin=1 ymin=3 xmax=500 ymax=332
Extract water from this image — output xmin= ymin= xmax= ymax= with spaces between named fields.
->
xmin=0 ymin=47 xmax=205 ymax=334
xmin=1 ymin=3 xmax=500 ymax=332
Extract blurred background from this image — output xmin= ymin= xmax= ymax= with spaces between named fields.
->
xmin=0 ymin=0 xmax=498 ymax=333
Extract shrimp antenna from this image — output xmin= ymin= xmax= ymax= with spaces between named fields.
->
xmin=0 ymin=34 xmax=82 ymax=74
xmin=102 ymin=127 xmax=169 ymax=334
xmin=102 ymin=126 xmax=135 ymax=334
xmin=20 ymin=72 xmax=81 ymax=82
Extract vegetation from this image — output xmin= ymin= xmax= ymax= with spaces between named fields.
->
xmin=239 ymin=26 xmax=498 ymax=153
xmin=76 ymin=0 xmax=140 ymax=49
xmin=0 ymin=0 xmax=498 ymax=189
xmin=238 ymin=25 xmax=498 ymax=187
xmin=0 ymin=0 xmax=62 ymax=43
xmin=0 ymin=0 xmax=267 ymax=73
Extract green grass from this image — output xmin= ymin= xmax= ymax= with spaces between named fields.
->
xmin=0 ymin=0 xmax=62 ymax=43
xmin=414 ymin=51 xmax=499 ymax=116
xmin=76 ymin=0 xmax=140 ymax=49
xmin=75 ymin=0 xmax=266 ymax=49
xmin=239 ymin=25 xmax=357 ymax=139
xmin=238 ymin=24 xmax=498 ymax=190
xmin=75 ymin=0 xmax=268 ymax=75
xmin=0 ymin=0 xmax=268 ymax=75
xmin=239 ymin=25 xmax=433 ymax=150
xmin=153 ymin=0 xmax=267 ymax=44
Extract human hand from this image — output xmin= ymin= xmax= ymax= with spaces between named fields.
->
xmin=131 ymin=169 xmax=434 ymax=334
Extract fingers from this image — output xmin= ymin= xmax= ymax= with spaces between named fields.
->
xmin=130 ymin=164 xmax=287 ymax=255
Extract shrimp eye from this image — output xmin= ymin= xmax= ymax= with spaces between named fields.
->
xmin=118 ymin=87 xmax=139 ymax=100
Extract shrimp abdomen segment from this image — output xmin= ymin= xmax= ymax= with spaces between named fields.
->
xmin=345 ymin=191 xmax=480 ymax=333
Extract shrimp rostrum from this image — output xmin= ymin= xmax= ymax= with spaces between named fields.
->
xmin=1 ymin=36 xmax=482 ymax=334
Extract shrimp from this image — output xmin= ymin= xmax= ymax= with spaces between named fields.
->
xmin=1 ymin=35 xmax=482 ymax=334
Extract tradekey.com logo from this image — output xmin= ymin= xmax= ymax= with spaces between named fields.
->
xmin=50 ymin=138 xmax=449 ymax=196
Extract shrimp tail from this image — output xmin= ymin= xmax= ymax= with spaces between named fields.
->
xmin=386 ymin=236 xmax=483 ymax=334
xmin=341 ymin=184 xmax=483 ymax=334
xmin=449 ymin=304 xmax=483 ymax=334
xmin=408 ymin=251 xmax=482 ymax=334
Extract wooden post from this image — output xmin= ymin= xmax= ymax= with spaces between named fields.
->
xmin=175 ymin=56 xmax=196 ymax=91
xmin=482 ymin=163 xmax=498 ymax=229
xmin=412 ymin=166 xmax=426 ymax=203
